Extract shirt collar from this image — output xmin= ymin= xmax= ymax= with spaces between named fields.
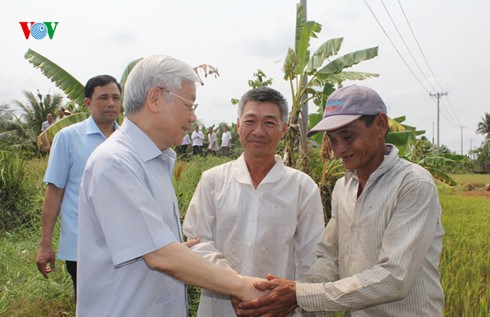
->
xmin=344 ymin=144 xmax=399 ymax=183
xmin=233 ymin=154 xmax=286 ymax=185
xmin=85 ymin=116 xmax=120 ymax=136
xmin=120 ymin=119 xmax=176 ymax=163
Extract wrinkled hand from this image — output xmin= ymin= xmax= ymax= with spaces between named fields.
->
xmin=36 ymin=246 xmax=56 ymax=279
xmin=230 ymin=296 xmax=241 ymax=315
xmin=239 ymin=275 xmax=269 ymax=302
xmin=237 ymin=274 xmax=298 ymax=317
xmin=184 ymin=238 xmax=200 ymax=248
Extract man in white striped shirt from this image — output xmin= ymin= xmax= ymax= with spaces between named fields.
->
xmin=237 ymin=85 xmax=444 ymax=316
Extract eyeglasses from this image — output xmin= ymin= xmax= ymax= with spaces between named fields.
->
xmin=157 ymin=87 xmax=198 ymax=112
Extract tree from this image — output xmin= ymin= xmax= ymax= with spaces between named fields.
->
xmin=282 ymin=3 xmax=379 ymax=173
xmin=0 ymin=103 xmax=36 ymax=154
xmin=476 ymin=112 xmax=490 ymax=139
xmin=12 ymin=90 xmax=63 ymax=135
xmin=230 ymin=69 xmax=274 ymax=105
xmin=23 ymin=48 xmax=220 ymax=148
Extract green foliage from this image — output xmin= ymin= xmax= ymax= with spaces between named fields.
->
xmin=25 ymin=49 xmax=85 ymax=109
xmin=438 ymin=189 xmax=489 ymax=316
xmin=0 ymin=152 xmax=44 ymax=231
xmin=0 ymin=226 xmax=75 ymax=316
xmin=470 ymin=141 xmax=490 ymax=172
xmin=247 ymin=69 xmax=273 ymax=89
xmin=282 ymin=3 xmax=378 ymax=171
xmin=450 ymin=173 xmax=490 ymax=187
xmin=0 ymin=157 xmax=488 ymax=316
xmin=0 ymin=104 xmax=37 ymax=156
xmin=475 ymin=112 xmax=490 ymax=138
xmin=231 ymin=69 xmax=274 ymax=105
xmin=12 ymin=90 xmax=64 ymax=136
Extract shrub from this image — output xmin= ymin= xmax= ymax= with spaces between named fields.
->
xmin=0 ymin=151 xmax=45 ymax=231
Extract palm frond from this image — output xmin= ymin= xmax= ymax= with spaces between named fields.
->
xmin=24 ymin=49 xmax=85 ymax=107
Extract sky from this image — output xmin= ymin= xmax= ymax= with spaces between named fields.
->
xmin=1 ymin=0 xmax=489 ymax=155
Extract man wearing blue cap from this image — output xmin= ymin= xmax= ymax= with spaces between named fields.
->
xmin=237 ymin=85 xmax=444 ymax=316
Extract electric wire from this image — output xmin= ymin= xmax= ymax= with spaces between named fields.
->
xmin=362 ymin=0 xmax=431 ymax=95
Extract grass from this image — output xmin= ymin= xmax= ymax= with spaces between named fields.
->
xmin=0 ymin=226 xmax=75 ymax=316
xmin=438 ymin=187 xmax=489 ymax=316
xmin=450 ymin=173 xmax=490 ymax=187
xmin=0 ymin=158 xmax=488 ymax=316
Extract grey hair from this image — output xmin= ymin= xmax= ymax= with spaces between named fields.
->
xmin=123 ymin=55 xmax=198 ymax=115
xmin=237 ymin=87 xmax=288 ymax=123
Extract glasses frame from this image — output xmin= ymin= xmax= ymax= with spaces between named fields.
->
xmin=156 ymin=87 xmax=198 ymax=112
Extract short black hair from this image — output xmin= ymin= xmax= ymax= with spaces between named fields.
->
xmin=359 ymin=115 xmax=377 ymax=127
xmin=84 ymin=75 xmax=121 ymax=99
xmin=359 ymin=114 xmax=389 ymax=137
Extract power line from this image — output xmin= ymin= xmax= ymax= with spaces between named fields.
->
xmin=397 ymin=0 xmax=463 ymax=127
xmin=397 ymin=0 xmax=445 ymax=92
xmin=380 ymin=0 xmax=438 ymax=93
xmin=365 ymin=0 xmax=466 ymax=146
xmin=362 ymin=0 xmax=431 ymax=94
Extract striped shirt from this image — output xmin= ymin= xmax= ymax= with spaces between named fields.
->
xmin=296 ymin=145 xmax=444 ymax=316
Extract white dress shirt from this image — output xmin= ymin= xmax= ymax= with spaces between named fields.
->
xmin=183 ymin=154 xmax=325 ymax=317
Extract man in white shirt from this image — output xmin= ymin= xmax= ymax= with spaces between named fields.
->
xmin=180 ymin=133 xmax=191 ymax=153
xmin=41 ymin=113 xmax=54 ymax=131
xmin=183 ymin=87 xmax=325 ymax=317
xmin=237 ymin=85 xmax=444 ymax=317
xmin=207 ymin=126 xmax=219 ymax=155
xmin=221 ymin=125 xmax=232 ymax=156
xmin=191 ymin=125 xmax=204 ymax=155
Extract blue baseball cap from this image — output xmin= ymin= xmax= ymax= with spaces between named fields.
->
xmin=307 ymin=85 xmax=387 ymax=136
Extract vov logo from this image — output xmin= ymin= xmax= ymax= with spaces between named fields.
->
xmin=19 ymin=22 xmax=59 ymax=40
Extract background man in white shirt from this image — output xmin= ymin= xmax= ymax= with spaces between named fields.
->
xmin=191 ymin=125 xmax=204 ymax=155
xmin=207 ymin=126 xmax=219 ymax=155
xmin=237 ymin=85 xmax=444 ymax=317
xmin=220 ymin=125 xmax=232 ymax=156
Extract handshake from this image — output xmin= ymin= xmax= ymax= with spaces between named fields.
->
xmin=231 ymin=273 xmax=298 ymax=317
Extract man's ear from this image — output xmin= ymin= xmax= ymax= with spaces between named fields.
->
xmin=84 ymin=97 xmax=91 ymax=110
xmin=147 ymin=87 xmax=162 ymax=112
xmin=375 ymin=113 xmax=389 ymax=136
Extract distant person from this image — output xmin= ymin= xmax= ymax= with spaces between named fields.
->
xmin=221 ymin=125 xmax=232 ymax=156
xmin=36 ymin=75 xmax=121 ymax=298
xmin=181 ymin=133 xmax=191 ymax=153
xmin=76 ymin=55 xmax=264 ymax=317
xmin=55 ymin=107 xmax=71 ymax=122
xmin=191 ymin=125 xmax=204 ymax=155
xmin=41 ymin=113 xmax=54 ymax=131
xmin=183 ymin=87 xmax=325 ymax=317
xmin=237 ymin=85 xmax=445 ymax=317
xmin=207 ymin=126 xmax=219 ymax=155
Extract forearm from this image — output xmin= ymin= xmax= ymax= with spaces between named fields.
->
xmin=39 ymin=184 xmax=64 ymax=247
xmin=143 ymin=242 xmax=257 ymax=300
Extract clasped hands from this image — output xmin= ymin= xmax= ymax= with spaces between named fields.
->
xmin=234 ymin=273 xmax=298 ymax=317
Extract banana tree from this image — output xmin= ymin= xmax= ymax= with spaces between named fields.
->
xmin=24 ymin=49 xmax=219 ymax=149
xmin=283 ymin=3 xmax=379 ymax=173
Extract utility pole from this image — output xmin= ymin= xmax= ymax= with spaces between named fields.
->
xmin=429 ymin=92 xmax=447 ymax=154
xmin=469 ymin=138 xmax=474 ymax=159
xmin=300 ymin=0 xmax=308 ymax=139
xmin=460 ymin=126 xmax=466 ymax=155
xmin=432 ymin=122 xmax=435 ymax=155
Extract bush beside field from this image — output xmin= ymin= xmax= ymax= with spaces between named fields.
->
xmin=0 ymin=156 xmax=488 ymax=316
